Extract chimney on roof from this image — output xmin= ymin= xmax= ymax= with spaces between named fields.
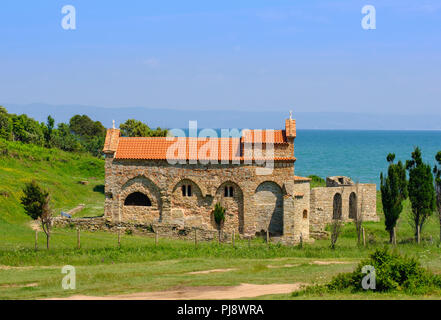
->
xmin=112 ymin=120 xmax=115 ymax=129
xmin=285 ymin=112 xmax=296 ymax=138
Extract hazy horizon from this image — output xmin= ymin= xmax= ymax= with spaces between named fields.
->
xmin=5 ymin=102 xmax=441 ymax=130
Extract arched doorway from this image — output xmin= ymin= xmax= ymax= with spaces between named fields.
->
xmin=349 ymin=192 xmax=357 ymax=219
xmin=215 ymin=181 xmax=244 ymax=234
xmin=254 ymin=181 xmax=284 ymax=235
xmin=333 ymin=193 xmax=342 ymax=220
xmin=124 ymin=192 xmax=151 ymax=206
xmin=120 ymin=175 xmax=162 ymax=222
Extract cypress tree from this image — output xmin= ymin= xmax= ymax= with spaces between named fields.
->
xmin=406 ymin=147 xmax=436 ymax=242
xmin=380 ymin=153 xmax=408 ymax=243
xmin=433 ymin=151 xmax=441 ymax=241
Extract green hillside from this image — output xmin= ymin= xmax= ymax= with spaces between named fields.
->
xmin=0 ymin=138 xmax=104 ymax=229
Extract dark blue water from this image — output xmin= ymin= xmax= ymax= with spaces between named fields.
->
xmin=294 ymin=130 xmax=441 ymax=187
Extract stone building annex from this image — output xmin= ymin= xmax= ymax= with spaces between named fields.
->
xmin=102 ymin=116 xmax=378 ymax=244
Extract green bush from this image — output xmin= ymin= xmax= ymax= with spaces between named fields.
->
xmin=308 ymin=175 xmax=326 ymax=188
xmin=327 ymin=248 xmax=441 ymax=293
xmin=213 ymin=202 xmax=226 ymax=228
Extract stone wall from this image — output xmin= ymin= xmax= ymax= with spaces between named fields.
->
xmin=53 ymin=217 xmax=240 ymax=242
xmin=104 ymin=158 xmax=300 ymax=239
xmin=309 ymin=183 xmax=378 ymax=233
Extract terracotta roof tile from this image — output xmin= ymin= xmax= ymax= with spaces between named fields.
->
xmin=242 ymin=129 xmax=287 ymax=144
xmin=294 ymin=176 xmax=311 ymax=181
xmin=113 ymin=136 xmax=296 ymax=162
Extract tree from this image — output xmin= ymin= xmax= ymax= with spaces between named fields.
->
xmin=213 ymin=202 xmax=226 ymax=242
xmin=20 ymin=181 xmax=53 ymax=249
xmin=51 ymin=123 xmax=83 ymax=152
xmin=43 ymin=115 xmax=55 ymax=147
xmin=69 ymin=115 xmax=106 ymax=155
xmin=11 ymin=114 xmax=44 ymax=146
xmin=69 ymin=115 xmax=106 ymax=139
xmin=380 ymin=153 xmax=408 ymax=243
xmin=434 ymin=151 xmax=441 ymax=242
xmin=406 ymin=147 xmax=436 ymax=242
xmin=120 ymin=119 xmax=168 ymax=137
xmin=0 ymin=106 xmax=12 ymax=140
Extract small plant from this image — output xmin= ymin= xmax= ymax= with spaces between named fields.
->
xmin=125 ymin=229 xmax=133 ymax=236
xmin=213 ymin=202 xmax=226 ymax=242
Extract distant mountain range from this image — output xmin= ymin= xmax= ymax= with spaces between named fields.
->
xmin=3 ymin=103 xmax=441 ymax=130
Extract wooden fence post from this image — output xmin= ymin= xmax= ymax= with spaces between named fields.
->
xmin=299 ymin=233 xmax=303 ymax=248
xmin=118 ymin=229 xmax=121 ymax=247
xmin=232 ymin=230 xmax=235 ymax=248
xmin=35 ymin=230 xmax=38 ymax=251
xmin=362 ymin=227 xmax=366 ymax=247
xmin=77 ymin=228 xmax=81 ymax=249
xmin=155 ymin=230 xmax=158 ymax=246
xmin=266 ymin=230 xmax=269 ymax=244
xmin=248 ymin=236 xmax=251 ymax=248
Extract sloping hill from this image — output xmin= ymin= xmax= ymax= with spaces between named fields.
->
xmin=0 ymin=139 xmax=104 ymax=229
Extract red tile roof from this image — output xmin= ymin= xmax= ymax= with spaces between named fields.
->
xmin=104 ymin=127 xmax=296 ymax=162
xmin=242 ymin=129 xmax=287 ymax=144
xmin=115 ymin=137 xmax=242 ymax=161
xmin=111 ymin=136 xmax=295 ymax=162
xmin=294 ymin=176 xmax=311 ymax=181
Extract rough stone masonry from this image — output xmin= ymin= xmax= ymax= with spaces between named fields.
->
xmin=100 ymin=116 xmax=377 ymax=244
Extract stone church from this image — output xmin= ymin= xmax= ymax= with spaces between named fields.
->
xmin=102 ymin=116 xmax=377 ymax=243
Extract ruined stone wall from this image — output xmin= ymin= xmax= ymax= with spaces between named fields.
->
xmin=104 ymin=158 xmax=298 ymax=237
xmin=309 ymin=183 xmax=378 ymax=233
xmin=281 ymin=180 xmax=311 ymax=244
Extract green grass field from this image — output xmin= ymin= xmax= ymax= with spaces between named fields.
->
xmin=1 ymin=139 xmax=441 ymax=300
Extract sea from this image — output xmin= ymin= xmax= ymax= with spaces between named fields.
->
xmin=182 ymin=129 xmax=441 ymax=188
xmin=294 ymin=130 xmax=441 ymax=187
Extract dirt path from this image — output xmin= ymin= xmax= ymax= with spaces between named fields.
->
xmin=187 ymin=268 xmax=237 ymax=275
xmin=47 ymin=283 xmax=306 ymax=300
xmin=311 ymin=260 xmax=352 ymax=265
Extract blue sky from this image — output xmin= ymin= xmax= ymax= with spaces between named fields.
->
xmin=1 ymin=0 xmax=441 ymax=115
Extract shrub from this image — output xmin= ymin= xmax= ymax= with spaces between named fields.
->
xmin=213 ymin=203 xmax=226 ymax=229
xmin=327 ymin=248 xmax=441 ymax=293
xmin=308 ymin=175 xmax=326 ymax=188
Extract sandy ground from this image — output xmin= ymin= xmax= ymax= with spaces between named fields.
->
xmin=46 ymin=283 xmax=306 ymax=300
xmin=187 ymin=268 xmax=237 ymax=274
xmin=267 ymin=264 xmax=299 ymax=268
xmin=0 ymin=282 xmax=38 ymax=288
xmin=311 ymin=260 xmax=352 ymax=265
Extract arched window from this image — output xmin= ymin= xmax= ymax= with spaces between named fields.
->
xmin=349 ymin=192 xmax=357 ymax=219
xmin=333 ymin=193 xmax=342 ymax=220
xmin=303 ymin=209 xmax=308 ymax=219
xmin=224 ymin=186 xmax=234 ymax=197
xmin=181 ymin=185 xmax=192 ymax=197
xmin=124 ymin=192 xmax=151 ymax=206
